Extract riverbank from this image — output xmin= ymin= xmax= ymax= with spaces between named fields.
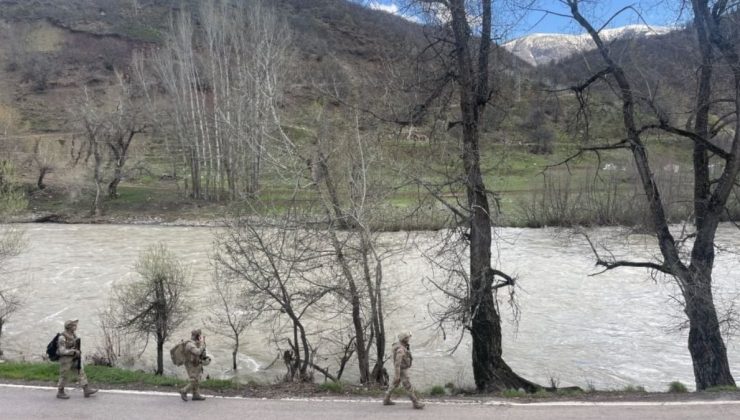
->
xmin=1 ymin=361 xmax=738 ymax=403
xmin=17 ymin=184 xmax=740 ymax=231
xmin=18 ymin=183 xmax=453 ymax=230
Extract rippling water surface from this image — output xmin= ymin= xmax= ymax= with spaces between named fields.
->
xmin=2 ymin=223 xmax=738 ymax=391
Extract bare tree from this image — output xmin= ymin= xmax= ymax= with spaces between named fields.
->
xmin=308 ymin=110 xmax=398 ymax=385
xmin=401 ymin=0 xmax=541 ymax=392
xmin=31 ymin=138 xmax=63 ymax=191
xmin=0 ymin=284 xmax=22 ymax=358
xmin=559 ymin=0 xmax=738 ymax=390
xmin=0 ymin=225 xmax=24 ymax=358
xmin=0 ymin=223 xmax=24 ymax=357
xmin=0 ymin=160 xmax=27 ymax=357
xmin=151 ymin=0 xmax=291 ymax=200
xmin=213 ymin=202 xmax=336 ymax=382
xmin=110 ymin=243 xmax=191 ymax=375
xmin=90 ymin=307 xmax=140 ymax=367
xmin=106 ymin=73 xmax=148 ymax=199
xmin=206 ymin=270 xmax=259 ymax=371
xmin=77 ymin=72 xmax=146 ymax=215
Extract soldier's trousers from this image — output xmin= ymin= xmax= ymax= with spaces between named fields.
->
xmin=57 ymin=358 xmax=88 ymax=388
xmin=181 ymin=364 xmax=203 ymax=396
xmin=386 ymin=369 xmax=419 ymax=402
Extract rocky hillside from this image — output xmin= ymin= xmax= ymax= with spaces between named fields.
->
xmin=0 ymin=0 xmax=436 ymax=134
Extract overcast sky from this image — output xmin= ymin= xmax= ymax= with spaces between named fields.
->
xmin=359 ymin=1 xmax=690 ymax=40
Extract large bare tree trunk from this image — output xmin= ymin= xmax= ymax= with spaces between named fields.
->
xmin=0 ymin=318 xmax=4 ymax=357
xmin=446 ymin=0 xmax=537 ymax=392
xmin=364 ymin=240 xmax=387 ymax=384
xmin=683 ymin=269 xmax=734 ymax=389
xmin=232 ymin=335 xmax=239 ymax=371
xmin=567 ymin=0 xmax=737 ymax=390
xmin=156 ymin=336 xmax=164 ymax=376
xmin=685 ymin=2 xmax=736 ymax=388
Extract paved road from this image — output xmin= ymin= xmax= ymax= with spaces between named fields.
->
xmin=2 ymin=384 xmax=740 ymax=420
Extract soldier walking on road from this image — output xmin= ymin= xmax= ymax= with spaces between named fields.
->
xmin=383 ymin=332 xmax=424 ymax=409
xmin=178 ymin=329 xmax=210 ymax=402
xmin=56 ymin=319 xmax=98 ymax=399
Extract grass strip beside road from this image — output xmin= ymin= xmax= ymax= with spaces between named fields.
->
xmin=0 ymin=362 xmax=236 ymax=391
xmin=2 ymin=361 xmax=739 ymax=400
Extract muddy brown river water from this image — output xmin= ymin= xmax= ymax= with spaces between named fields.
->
xmin=2 ymin=223 xmax=738 ymax=391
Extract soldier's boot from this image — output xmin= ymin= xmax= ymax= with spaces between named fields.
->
xmin=179 ymin=386 xmax=189 ymax=402
xmin=382 ymin=392 xmax=395 ymax=406
xmin=191 ymin=383 xmax=205 ymax=401
xmin=56 ymin=387 xmax=70 ymax=399
xmin=83 ymin=385 xmax=98 ymax=397
xmin=410 ymin=393 xmax=424 ymax=409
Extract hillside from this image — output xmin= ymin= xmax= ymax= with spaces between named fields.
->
xmin=0 ymin=0 xmax=735 ymax=227
xmin=0 ymin=0 xmax=430 ymax=130
xmin=534 ymin=23 xmax=715 ymax=113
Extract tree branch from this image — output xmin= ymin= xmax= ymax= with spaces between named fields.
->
xmin=543 ymin=139 xmax=629 ymax=173
xmin=579 ymin=231 xmax=674 ymax=275
xmin=640 ymin=124 xmax=730 ymax=160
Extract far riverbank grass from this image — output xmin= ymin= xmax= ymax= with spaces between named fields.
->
xmin=24 ymin=140 xmax=734 ymax=230
xmin=2 ymin=361 xmax=739 ymax=400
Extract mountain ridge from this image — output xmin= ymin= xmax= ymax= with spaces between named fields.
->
xmin=504 ymin=24 xmax=673 ymax=66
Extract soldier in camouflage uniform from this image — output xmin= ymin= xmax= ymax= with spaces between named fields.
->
xmin=179 ymin=329 xmax=210 ymax=401
xmin=56 ymin=319 xmax=98 ymax=399
xmin=383 ymin=332 xmax=424 ymax=409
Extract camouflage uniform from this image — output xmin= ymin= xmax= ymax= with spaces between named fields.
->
xmin=56 ymin=319 xmax=97 ymax=399
xmin=179 ymin=329 xmax=210 ymax=401
xmin=383 ymin=332 xmax=424 ymax=409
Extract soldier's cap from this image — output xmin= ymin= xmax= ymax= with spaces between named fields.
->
xmin=191 ymin=329 xmax=202 ymax=338
xmin=64 ymin=319 xmax=79 ymax=329
xmin=397 ymin=332 xmax=412 ymax=342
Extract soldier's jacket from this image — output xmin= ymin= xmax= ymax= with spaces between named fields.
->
xmin=392 ymin=341 xmax=413 ymax=370
xmin=57 ymin=331 xmax=79 ymax=359
xmin=183 ymin=340 xmax=206 ymax=367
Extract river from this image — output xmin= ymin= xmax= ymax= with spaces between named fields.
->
xmin=1 ymin=223 xmax=738 ymax=391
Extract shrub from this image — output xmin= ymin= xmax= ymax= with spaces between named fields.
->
xmin=429 ymin=385 xmax=445 ymax=396
xmin=533 ymin=389 xmax=551 ymax=398
xmin=502 ymin=388 xmax=527 ymax=398
xmin=517 ymin=165 xmax=694 ymax=228
xmin=319 ymin=381 xmax=343 ymax=393
xmin=668 ymin=381 xmax=688 ymax=393
xmin=556 ymin=388 xmax=583 ymax=397
xmin=623 ymin=385 xmax=646 ymax=393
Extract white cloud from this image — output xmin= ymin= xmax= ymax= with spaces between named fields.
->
xmin=367 ymin=1 xmax=421 ymax=23
xmin=368 ymin=1 xmax=400 ymax=15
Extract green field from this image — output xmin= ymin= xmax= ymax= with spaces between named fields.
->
xmin=21 ymin=136 xmax=729 ymax=230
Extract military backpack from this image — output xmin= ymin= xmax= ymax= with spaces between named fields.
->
xmin=46 ymin=333 xmax=61 ymax=361
xmin=170 ymin=340 xmax=189 ymax=366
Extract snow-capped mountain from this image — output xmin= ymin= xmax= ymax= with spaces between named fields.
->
xmin=503 ymin=25 xmax=673 ymax=66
